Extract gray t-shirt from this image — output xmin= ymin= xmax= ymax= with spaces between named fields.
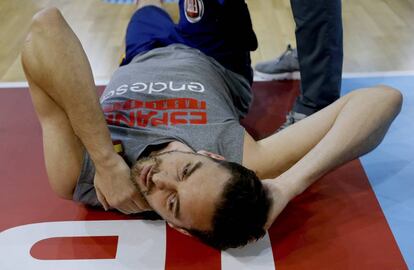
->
xmin=73 ymin=44 xmax=252 ymax=207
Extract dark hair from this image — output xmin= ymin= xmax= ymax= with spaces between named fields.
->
xmin=189 ymin=160 xmax=271 ymax=250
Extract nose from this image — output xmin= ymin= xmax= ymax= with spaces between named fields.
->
xmin=151 ymin=172 xmax=177 ymax=191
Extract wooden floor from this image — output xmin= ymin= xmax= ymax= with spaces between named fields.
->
xmin=0 ymin=0 xmax=413 ymax=82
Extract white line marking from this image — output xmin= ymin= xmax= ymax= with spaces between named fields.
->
xmin=1 ymin=71 xmax=414 ymax=89
xmin=0 ymin=82 xmax=28 ymax=88
xmin=342 ymin=70 xmax=414 ymax=78
xmin=253 ymin=70 xmax=414 ymax=82
xmin=0 ymin=80 xmax=109 ymax=89
xmin=222 ymin=232 xmax=275 ymax=270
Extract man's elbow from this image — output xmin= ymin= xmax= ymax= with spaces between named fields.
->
xmin=31 ymin=7 xmax=63 ymax=29
xmin=22 ymin=7 xmax=65 ymax=76
xmin=352 ymin=85 xmax=403 ymax=117
xmin=27 ymin=7 xmax=66 ymax=42
xmin=376 ymin=85 xmax=403 ymax=116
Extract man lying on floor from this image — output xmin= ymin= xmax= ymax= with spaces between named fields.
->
xmin=21 ymin=1 xmax=402 ymax=250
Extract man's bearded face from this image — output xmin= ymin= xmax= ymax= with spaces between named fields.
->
xmin=131 ymin=151 xmax=231 ymax=232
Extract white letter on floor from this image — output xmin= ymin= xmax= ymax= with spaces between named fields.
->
xmin=0 ymin=220 xmax=166 ymax=270
xmin=221 ymin=232 xmax=275 ymax=270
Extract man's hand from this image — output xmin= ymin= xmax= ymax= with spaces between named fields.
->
xmin=94 ymin=154 xmax=151 ymax=214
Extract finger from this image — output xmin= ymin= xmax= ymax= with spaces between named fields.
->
xmin=115 ymin=202 xmax=134 ymax=215
xmin=117 ymin=200 xmax=140 ymax=213
xmin=96 ymin=188 xmax=110 ymax=211
xmin=117 ymin=202 xmax=140 ymax=215
xmin=117 ymin=208 xmax=131 ymax=215
xmin=132 ymin=195 xmax=151 ymax=211
xmin=124 ymin=188 xmax=151 ymax=212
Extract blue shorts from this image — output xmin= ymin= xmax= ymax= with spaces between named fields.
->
xmin=121 ymin=0 xmax=257 ymax=84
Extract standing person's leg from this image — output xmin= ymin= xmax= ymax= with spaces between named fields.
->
xmin=290 ymin=0 xmax=343 ymax=118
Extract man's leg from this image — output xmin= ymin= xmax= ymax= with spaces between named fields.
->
xmin=136 ymin=0 xmax=162 ymax=9
xmin=123 ymin=0 xmax=258 ymax=83
xmin=121 ymin=0 xmax=178 ymax=66
xmin=291 ymin=0 xmax=343 ymax=116
xmin=176 ymin=0 xmax=258 ymax=83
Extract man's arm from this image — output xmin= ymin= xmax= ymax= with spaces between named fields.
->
xmin=242 ymin=86 xmax=402 ymax=227
xmin=21 ymin=8 xmax=149 ymax=213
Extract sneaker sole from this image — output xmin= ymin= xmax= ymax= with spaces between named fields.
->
xmin=254 ymin=70 xmax=301 ymax=81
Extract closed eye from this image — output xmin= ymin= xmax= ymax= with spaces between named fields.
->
xmin=168 ymin=193 xmax=176 ymax=212
xmin=182 ymin=161 xmax=202 ymax=180
xmin=182 ymin=163 xmax=191 ymax=179
xmin=168 ymin=193 xmax=179 ymax=219
xmin=172 ymin=161 xmax=202 ymax=219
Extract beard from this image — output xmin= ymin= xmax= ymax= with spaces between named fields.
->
xmin=130 ymin=155 xmax=159 ymax=190
xmin=130 ymin=150 xmax=184 ymax=183
xmin=130 ymin=150 xmax=195 ymax=195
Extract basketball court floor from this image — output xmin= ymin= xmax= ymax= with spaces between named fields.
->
xmin=1 ymin=0 xmax=414 ymax=268
xmin=0 ymin=73 xmax=412 ymax=269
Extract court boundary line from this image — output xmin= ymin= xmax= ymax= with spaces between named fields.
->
xmin=0 ymin=80 xmax=110 ymax=89
xmin=342 ymin=70 xmax=414 ymax=78
xmin=1 ymin=71 xmax=414 ymax=89
xmin=253 ymin=70 xmax=414 ymax=81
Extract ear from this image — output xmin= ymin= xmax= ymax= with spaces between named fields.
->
xmin=167 ymin=222 xmax=192 ymax=237
xmin=197 ymin=150 xmax=226 ymax=161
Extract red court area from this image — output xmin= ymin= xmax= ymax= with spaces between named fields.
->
xmin=0 ymin=82 xmax=407 ymax=269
